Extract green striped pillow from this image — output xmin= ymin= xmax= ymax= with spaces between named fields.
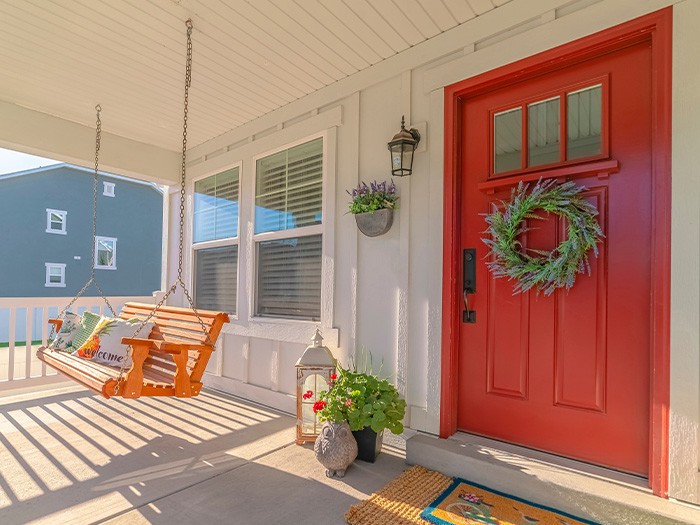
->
xmin=69 ymin=311 xmax=102 ymax=351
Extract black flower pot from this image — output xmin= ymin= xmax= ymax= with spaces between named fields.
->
xmin=352 ymin=427 xmax=384 ymax=463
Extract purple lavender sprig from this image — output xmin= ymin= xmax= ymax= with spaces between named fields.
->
xmin=348 ymin=179 xmax=398 ymax=214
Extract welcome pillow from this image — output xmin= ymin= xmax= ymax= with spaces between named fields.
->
xmin=75 ymin=316 xmax=155 ymax=368
xmin=70 ymin=311 xmax=102 ymax=351
xmin=48 ymin=312 xmax=81 ymax=351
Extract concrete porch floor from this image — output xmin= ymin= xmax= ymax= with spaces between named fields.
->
xmin=0 ymin=384 xmax=407 ymax=525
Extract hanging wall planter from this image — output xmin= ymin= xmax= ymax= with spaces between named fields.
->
xmin=347 ymin=180 xmax=398 ymax=237
xmin=355 ymin=208 xmax=394 ymax=237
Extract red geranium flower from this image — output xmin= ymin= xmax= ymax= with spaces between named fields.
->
xmin=302 ymin=390 xmax=313 ymax=400
xmin=329 ymin=373 xmax=338 ymax=381
xmin=313 ymin=400 xmax=327 ymax=413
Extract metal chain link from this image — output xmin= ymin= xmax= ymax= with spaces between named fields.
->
xmin=51 ymin=105 xmax=116 ymax=340
xmin=115 ymin=19 xmax=213 ymax=395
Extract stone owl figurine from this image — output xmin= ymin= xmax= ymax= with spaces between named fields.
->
xmin=314 ymin=421 xmax=358 ymax=478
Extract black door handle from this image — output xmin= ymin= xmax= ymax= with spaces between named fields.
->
xmin=463 ymin=248 xmax=476 ymax=323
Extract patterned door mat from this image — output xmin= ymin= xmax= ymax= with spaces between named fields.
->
xmin=346 ymin=466 xmax=601 ymax=525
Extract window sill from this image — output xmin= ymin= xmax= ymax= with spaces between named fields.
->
xmin=94 ymin=266 xmax=117 ymax=271
xmin=222 ymin=318 xmax=339 ymax=347
xmin=45 ymin=283 xmax=66 ymax=288
xmin=46 ymin=229 xmax=67 ymax=235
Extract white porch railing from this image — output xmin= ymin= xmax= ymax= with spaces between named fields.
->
xmin=0 ymin=295 xmax=155 ymax=392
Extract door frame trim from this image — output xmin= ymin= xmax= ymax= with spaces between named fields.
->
xmin=441 ymin=8 xmax=672 ymax=497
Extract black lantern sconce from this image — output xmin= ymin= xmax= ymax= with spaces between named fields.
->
xmin=388 ymin=116 xmax=421 ymax=177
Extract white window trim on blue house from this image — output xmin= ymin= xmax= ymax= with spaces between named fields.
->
xmin=103 ymin=181 xmax=115 ymax=197
xmin=46 ymin=208 xmax=67 ymax=235
xmin=94 ymin=236 xmax=117 ymax=270
xmin=45 ymin=263 xmax=66 ymax=287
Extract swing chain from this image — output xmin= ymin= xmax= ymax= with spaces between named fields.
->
xmin=50 ymin=105 xmax=116 ymax=340
xmin=114 ymin=19 xmax=211 ymax=396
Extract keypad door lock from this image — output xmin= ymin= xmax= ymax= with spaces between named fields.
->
xmin=463 ymin=248 xmax=476 ymax=323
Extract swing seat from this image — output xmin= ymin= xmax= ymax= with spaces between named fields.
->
xmin=36 ymin=302 xmax=230 ymax=399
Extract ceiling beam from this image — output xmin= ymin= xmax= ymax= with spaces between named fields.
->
xmin=0 ymin=100 xmax=180 ymax=184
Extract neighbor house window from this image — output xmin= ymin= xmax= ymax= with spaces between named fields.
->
xmin=45 ymin=263 xmax=66 ymax=287
xmin=192 ymin=166 xmax=239 ymax=314
xmin=103 ymin=181 xmax=115 ymax=197
xmin=94 ymin=236 xmax=117 ymax=269
xmin=254 ymin=137 xmax=323 ymax=321
xmin=46 ymin=209 xmax=67 ymax=234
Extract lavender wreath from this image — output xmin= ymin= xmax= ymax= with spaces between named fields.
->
xmin=482 ymin=178 xmax=604 ymax=295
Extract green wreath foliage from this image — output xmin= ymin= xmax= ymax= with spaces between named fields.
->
xmin=482 ymin=179 xmax=603 ymax=295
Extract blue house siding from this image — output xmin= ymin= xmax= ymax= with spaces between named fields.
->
xmin=0 ymin=165 xmax=163 ymax=298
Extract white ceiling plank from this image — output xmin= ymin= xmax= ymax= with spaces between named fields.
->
xmin=2 ymin=0 xmax=274 ymax=120
xmin=63 ymin=0 xmax=294 ymax=109
xmin=204 ymin=0 xmax=338 ymax=87
xmin=399 ymin=0 xmax=442 ymax=38
xmin=466 ymin=0 xmax=497 ymax=16
xmin=275 ymin=0 xmax=369 ymax=71
xmin=440 ymin=0 xmax=478 ymax=24
xmin=314 ymin=0 xmax=396 ymax=58
xmin=256 ymin=0 xmax=357 ymax=76
xmin=340 ymin=0 xmax=410 ymax=51
xmin=232 ymin=0 xmax=349 ymax=80
xmin=181 ymin=0 xmax=325 ymax=92
xmin=422 ymin=0 xmax=460 ymax=31
xmin=367 ymin=0 xmax=424 ymax=46
xmin=292 ymin=0 xmax=379 ymax=66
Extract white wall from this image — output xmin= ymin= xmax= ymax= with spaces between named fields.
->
xmin=174 ymin=0 xmax=699 ymax=502
xmin=670 ymin=0 xmax=700 ymax=503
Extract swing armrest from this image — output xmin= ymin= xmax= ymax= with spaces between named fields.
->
xmin=120 ymin=337 xmax=212 ymax=354
xmin=49 ymin=318 xmax=63 ymax=332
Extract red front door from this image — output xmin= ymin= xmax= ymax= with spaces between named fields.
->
xmin=458 ymin=41 xmax=652 ymax=475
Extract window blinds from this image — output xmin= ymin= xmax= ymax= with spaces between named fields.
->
xmin=256 ymin=235 xmax=322 ymax=321
xmin=194 ymin=245 xmax=238 ymax=313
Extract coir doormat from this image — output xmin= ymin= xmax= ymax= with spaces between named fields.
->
xmin=345 ymin=466 xmax=601 ymax=525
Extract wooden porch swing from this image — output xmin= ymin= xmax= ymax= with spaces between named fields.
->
xmin=37 ymin=20 xmax=230 ymax=399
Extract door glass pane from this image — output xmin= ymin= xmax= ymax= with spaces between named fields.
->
xmin=567 ymin=85 xmax=602 ymax=160
xmin=528 ymin=97 xmax=560 ymax=167
xmin=494 ymin=108 xmax=522 ymax=174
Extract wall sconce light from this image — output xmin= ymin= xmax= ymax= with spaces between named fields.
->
xmin=388 ymin=115 xmax=421 ymax=177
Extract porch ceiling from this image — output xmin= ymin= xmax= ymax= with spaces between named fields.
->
xmin=0 ymin=0 xmax=511 ymax=153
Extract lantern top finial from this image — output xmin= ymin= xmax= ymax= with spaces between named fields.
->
xmin=311 ymin=328 xmax=323 ymax=347
xmin=295 ymin=329 xmax=336 ymax=367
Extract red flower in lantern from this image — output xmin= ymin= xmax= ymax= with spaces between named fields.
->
xmin=313 ymin=400 xmax=327 ymax=413
xmin=302 ymin=390 xmax=313 ymax=400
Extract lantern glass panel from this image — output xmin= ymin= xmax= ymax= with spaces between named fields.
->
xmin=391 ymin=145 xmax=403 ymax=171
xmin=300 ymin=372 xmax=330 ymax=435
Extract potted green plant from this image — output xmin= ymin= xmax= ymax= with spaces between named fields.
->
xmin=312 ymin=363 xmax=406 ymax=462
xmin=347 ymin=180 xmax=398 ymax=237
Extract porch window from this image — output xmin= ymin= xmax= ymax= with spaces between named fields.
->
xmin=94 ymin=236 xmax=117 ymax=270
xmin=254 ymin=137 xmax=323 ymax=321
xmin=45 ymin=263 xmax=66 ymax=287
xmin=192 ymin=166 xmax=239 ymax=314
xmin=46 ymin=209 xmax=67 ymax=234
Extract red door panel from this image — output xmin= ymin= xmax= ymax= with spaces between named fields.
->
xmin=458 ymin=42 xmax=651 ymax=475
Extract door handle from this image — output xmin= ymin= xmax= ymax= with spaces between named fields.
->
xmin=463 ymin=248 xmax=476 ymax=323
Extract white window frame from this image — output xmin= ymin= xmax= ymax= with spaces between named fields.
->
xmin=46 ymin=209 xmax=67 ymax=235
xmin=94 ymin=236 xmax=117 ymax=270
xmin=103 ymin=181 xmax=115 ymax=197
xmin=185 ymin=116 xmax=338 ymax=345
xmin=251 ymin=134 xmax=326 ymax=323
xmin=45 ymin=263 xmax=66 ymax=287
xmin=190 ymin=162 xmax=242 ymax=318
